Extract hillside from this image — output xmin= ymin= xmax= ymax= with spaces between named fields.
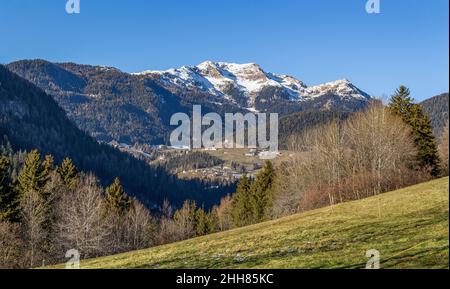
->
xmin=0 ymin=65 xmax=232 ymax=208
xmin=278 ymin=110 xmax=352 ymax=149
xmin=54 ymin=177 xmax=449 ymax=269
xmin=6 ymin=60 xmax=184 ymax=144
xmin=420 ymin=93 xmax=449 ymax=139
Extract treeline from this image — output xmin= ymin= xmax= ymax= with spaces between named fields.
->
xmin=157 ymin=160 xmax=277 ymax=237
xmin=156 ymin=161 xmax=277 ymax=242
xmin=0 ymin=148 xmax=155 ymax=268
xmin=0 ymin=146 xmax=273 ymax=268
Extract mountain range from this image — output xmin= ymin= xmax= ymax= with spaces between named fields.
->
xmin=135 ymin=61 xmax=371 ymax=111
xmin=7 ymin=60 xmax=372 ymax=146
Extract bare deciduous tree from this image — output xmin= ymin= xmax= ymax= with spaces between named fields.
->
xmin=20 ymin=189 xmax=47 ymax=268
xmin=0 ymin=221 xmax=23 ymax=268
xmin=274 ymin=103 xmax=420 ymax=216
xmin=172 ymin=201 xmax=196 ymax=241
xmin=211 ymin=195 xmax=233 ymax=231
xmin=55 ymin=174 xmax=111 ymax=259
xmin=156 ymin=217 xmax=180 ymax=245
xmin=439 ymin=121 xmax=449 ymax=175
xmin=122 ymin=200 xmax=155 ymax=251
xmin=345 ymin=103 xmax=418 ymax=194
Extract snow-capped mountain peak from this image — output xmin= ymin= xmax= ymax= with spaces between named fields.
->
xmin=133 ymin=61 xmax=371 ymax=110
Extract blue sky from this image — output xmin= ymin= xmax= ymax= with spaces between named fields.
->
xmin=0 ymin=0 xmax=448 ymax=101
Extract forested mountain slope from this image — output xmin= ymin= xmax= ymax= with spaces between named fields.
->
xmin=0 ymin=65 xmax=232 ymax=208
xmin=420 ymin=93 xmax=449 ymax=139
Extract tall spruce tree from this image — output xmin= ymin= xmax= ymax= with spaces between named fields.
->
xmin=105 ymin=177 xmax=131 ymax=216
xmin=57 ymin=158 xmax=78 ymax=189
xmin=231 ymin=174 xmax=253 ymax=227
xmin=389 ymin=86 xmax=440 ymax=175
xmin=194 ymin=207 xmax=209 ymax=236
xmin=17 ymin=150 xmax=49 ymax=196
xmin=0 ymin=156 xmax=19 ymax=221
xmin=389 ymin=86 xmax=413 ymax=114
xmin=17 ymin=150 xmax=52 ymax=266
xmin=249 ymin=161 xmax=275 ymax=222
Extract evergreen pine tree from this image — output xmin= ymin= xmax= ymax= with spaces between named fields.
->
xmin=57 ymin=158 xmax=78 ymax=189
xmin=231 ymin=174 xmax=253 ymax=227
xmin=389 ymin=86 xmax=413 ymax=115
xmin=17 ymin=151 xmax=51 ymax=265
xmin=249 ymin=161 xmax=275 ymax=222
xmin=17 ymin=150 xmax=48 ymax=196
xmin=41 ymin=154 xmax=55 ymax=200
xmin=105 ymin=177 xmax=131 ymax=215
xmin=389 ymin=86 xmax=441 ymax=175
xmin=42 ymin=155 xmax=54 ymax=178
xmin=0 ymin=156 xmax=19 ymax=221
xmin=205 ymin=210 xmax=217 ymax=234
xmin=194 ymin=207 xmax=208 ymax=236
xmin=0 ymin=156 xmax=9 ymax=195
xmin=410 ymin=104 xmax=440 ymax=175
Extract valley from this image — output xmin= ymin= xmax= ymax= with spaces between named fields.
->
xmin=1 ymin=0 xmax=448 ymax=273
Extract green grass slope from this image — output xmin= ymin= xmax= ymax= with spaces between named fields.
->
xmin=55 ymin=178 xmax=449 ymax=269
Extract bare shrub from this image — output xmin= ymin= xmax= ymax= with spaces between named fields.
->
xmin=0 ymin=222 xmax=24 ymax=268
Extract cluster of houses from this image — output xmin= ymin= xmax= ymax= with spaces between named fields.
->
xmin=178 ymin=165 xmax=258 ymax=181
xmin=107 ymin=141 xmax=279 ymax=181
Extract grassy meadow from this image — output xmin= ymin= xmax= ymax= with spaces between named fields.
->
xmin=50 ymin=177 xmax=449 ymax=269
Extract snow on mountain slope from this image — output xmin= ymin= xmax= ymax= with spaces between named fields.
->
xmin=133 ymin=61 xmax=371 ymax=109
xmin=303 ymin=79 xmax=370 ymax=100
